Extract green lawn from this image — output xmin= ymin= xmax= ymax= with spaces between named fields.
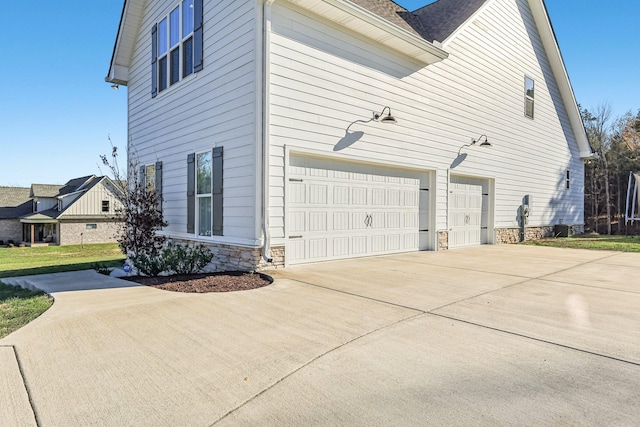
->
xmin=0 ymin=283 xmax=53 ymax=339
xmin=0 ymin=243 xmax=124 ymax=338
xmin=0 ymin=243 xmax=125 ymax=278
xmin=521 ymin=234 xmax=640 ymax=252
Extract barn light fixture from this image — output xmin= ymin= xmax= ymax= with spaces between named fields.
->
xmin=373 ymin=106 xmax=397 ymax=124
xmin=111 ymin=84 xmax=119 ymax=90
xmin=471 ymin=134 xmax=491 ymax=147
xmin=455 ymin=134 xmax=492 ymax=159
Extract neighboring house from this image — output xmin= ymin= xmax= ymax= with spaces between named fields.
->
xmin=0 ymin=176 xmax=123 ymax=246
xmin=106 ymin=0 xmax=593 ymax=270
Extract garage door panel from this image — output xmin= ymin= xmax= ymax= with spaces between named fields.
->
xmin=387 ymin=212 xmax=400 ymax=228
xmin=387 ymin=234 xmax=400 ymax=251
xmin=308 ymin=212 xmax=327 ymax=231
xmin=371 ymin=212 xmax=386 ymax=229
xmin=352 ymin=213 xmax=368 ymax=230
xmin=387 ymin=189 xmax=400 ymax=206
xmin=308 ymin=238 xmax=327 ymax=259
xmin=288 ymin=158 xmax=423 ymax=264
xmin=289 ymin=211 xmax=306 ymax=232
xmin=290 ymin=183 xmax=306 ymax=204
xmin=449 ymin=176 xmax=488 ymax=248
xmin=309 ymin=185 xmax=328 ymax=204
xmin=333 ymin=237 xmax=349 ymax=256
xmin=372 ymin=188 xmax=386 ymax=205
xmin=351 ymin=187 xmax=367 ymax=205
xmin=352 ymin=236 xmax=367 ymax=254
xmin=333 ymin=212 xmax=350 ymax=230
xmin=334 ymin=186 xmax=350 ymax=204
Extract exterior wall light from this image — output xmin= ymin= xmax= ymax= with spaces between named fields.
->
xmin=373 ymin=106 xmax=397 ymax=124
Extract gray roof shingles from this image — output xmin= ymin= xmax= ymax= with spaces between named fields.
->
xmin=0 ymin=187 xmax=32 ymax=219
xmin=348 ymin=0 xmax=488 ymax=44
xmin=412 ymin=0 xmax=489 ymax=43
xmin=0 ymin=175 xmax=100 ymax=220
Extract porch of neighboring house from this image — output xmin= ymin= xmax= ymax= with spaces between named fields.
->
xmin=22 ymin=222 xmax=59 ymax=246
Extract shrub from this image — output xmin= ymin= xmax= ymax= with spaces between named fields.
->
xmin=92 ymin=263 xmax=112 ymax=275
xmin=163 ymin=243 xmax=213 ymax=275
xmin=8 ymin=240 xmax=14 ymax=245
xmin=132 ymin=251 xmax=167 ymax=277
xmin=0 ymin=240 xmax=4 ymax=246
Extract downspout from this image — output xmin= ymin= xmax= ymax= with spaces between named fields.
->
xmin=261 ymin=0 xmax=275 ymax=263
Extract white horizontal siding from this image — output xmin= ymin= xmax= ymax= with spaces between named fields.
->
xmin=126 ymin=0 xmax=260 ymax=244
xmin=267 ymin=0 xmax=583 ymax=242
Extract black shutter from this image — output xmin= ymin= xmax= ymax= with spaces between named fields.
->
xmin=151 ymin=23 xmax=158 ymax=98
xmin=193 ymin=0 xmax=204 ymax=72
xmin=155 ymin=161 xmax=163 ymax=211
xmin=139 ymin=165 xmax=146 ymax=189
xmin=212 ymin=147 xmax=223 ymax=236
xmin=187 ymin=153 xmax=195 ymax=234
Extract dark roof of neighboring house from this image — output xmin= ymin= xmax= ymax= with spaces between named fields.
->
xmin=349 ymin=0 xmax=488 ymax=44
xmin=60 ymin=175 xmax=96 ymax=195
xmin=0 ymin=175 xmax=107 ymax=221
xmin=0 ymin=186 xmax=32 ymax=219
xmin=30 ymin=184 xmax=64 ymax=198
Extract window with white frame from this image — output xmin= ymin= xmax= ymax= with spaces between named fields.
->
xmin=152 ymin=0 xmax=202 ymax=97
xmin=566 ymin=170 xmax=570 ymax=189
xmin=187 ymin=147 xmax=222 ymax=236
xmin=196 ymin=151 xmax=212 ymax=237
xmin=525 ymin=76 xmax=535 ymax=119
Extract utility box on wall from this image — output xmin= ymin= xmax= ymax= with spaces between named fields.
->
xmin=555 ymin=224 xmax=570 ymax=237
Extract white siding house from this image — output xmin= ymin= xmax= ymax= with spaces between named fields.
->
xmin=107 ymin=0 xmax=592 ymax=270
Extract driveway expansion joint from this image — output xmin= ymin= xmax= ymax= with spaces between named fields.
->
xmin=210 ymin=311 xmax=424 ymax=426
xmin=1 ymin=345 xmax=40 ymax=426
xmin=429 ymin=312 xmax=640 ymax=367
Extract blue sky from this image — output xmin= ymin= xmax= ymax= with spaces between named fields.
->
xmin=0 ymin=0 xmax=638 ymax=186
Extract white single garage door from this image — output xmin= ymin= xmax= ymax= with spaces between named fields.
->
xmin=288 ymin=157 xmax=422 ymax=264
xmin=449 ymin=175 xmax=489 ymax=247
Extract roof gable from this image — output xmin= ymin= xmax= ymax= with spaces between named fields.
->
xmin=412 ymin=0 xmax=489 ymax=43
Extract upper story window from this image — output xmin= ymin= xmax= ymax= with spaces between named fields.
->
xmin=525 ymin=76 xmax=535 ymax=119
xmin=152 ymin=0 xmax=203 ymax=97
xmin=566 ymin=170 xmax=570 ymax=189
xmin=102 ymin=200 xmax=110 ymax=213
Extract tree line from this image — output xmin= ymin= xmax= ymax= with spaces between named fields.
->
xmin=582 ymin=105 xmax=640 ymax=234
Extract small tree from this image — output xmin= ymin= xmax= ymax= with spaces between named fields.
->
xmin=100 ymin=142 xmax=168 ymax=263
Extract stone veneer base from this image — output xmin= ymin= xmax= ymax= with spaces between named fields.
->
xmin=170 ymin=239 xmax=285 ymax=272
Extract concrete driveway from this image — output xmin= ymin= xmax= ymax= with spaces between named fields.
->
xmin=1 ymin=245 xmax=639 ymax=426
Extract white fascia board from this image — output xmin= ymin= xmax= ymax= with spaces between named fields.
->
xmin=106 ymin=0 xmax=144 ymax=86
xmin=106 ymin=64 xmax=129 ymax=86
xmin=283 ymin=0 xmax=449 ymax=65
xmin=528 ymin=0 xmax=592 ymax=159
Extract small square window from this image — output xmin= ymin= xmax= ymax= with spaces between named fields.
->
xmin=102 ymin=200 xmax=110 ymax=212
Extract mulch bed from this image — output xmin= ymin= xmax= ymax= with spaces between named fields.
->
xmin=123 ymin=271 xmax=273 ymax=293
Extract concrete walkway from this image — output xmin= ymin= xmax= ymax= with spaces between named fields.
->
xmin=1 ymin=245 xmax=639 ymax=426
